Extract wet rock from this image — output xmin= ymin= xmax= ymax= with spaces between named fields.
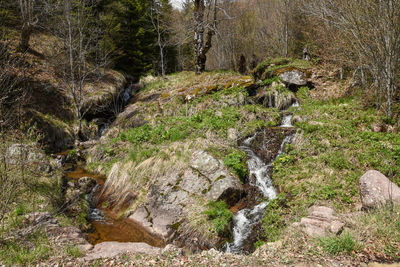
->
xmin=83 ymin=242 xmax=162 ymax=260
xmin=78 ymin=177 xmax=97 ymax=194
xmin=279 ymin=70 xmax=307 ymax=87
xmin=294 ymin=206 xmax=344 ymax=237
xmin=359 ymin=170 xmax=400 ymax=209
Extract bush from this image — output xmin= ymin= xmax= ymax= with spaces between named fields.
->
xmin=203 ymin=200 xmax=233 ymax=235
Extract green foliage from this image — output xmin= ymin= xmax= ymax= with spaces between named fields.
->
xmin=203 ymin=201 xmax=233 ymax=235
xmin=259 ymin=76 xmax=280 ymax=87
xmin=0 ymin=230 xmax=51 ymax=265
xmin=99 ymin=0 xmax=156 ymax=75
xmin=318 ymin=233 xmax=358 ymax=255
xmin=68 ymin=149 xmax=77 ymax=157
xmin=261 ymin=197 xmax=286 ymax=242
xmin=65 ymin=246 xmax=83 ymax=258
xmin=224 ymin=150 xmax=248 ymax=183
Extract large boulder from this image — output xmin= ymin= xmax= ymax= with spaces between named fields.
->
xmin=6 ymin=143 xmax=51 ymax=172
xmin=294 ymin=206 xmax=344 ymax=237
xmin=125 ymin=150 xmax=244 ymax=247
xmin=279 ymin=69 xmax=307 ymax=87
xmin=359 ymin=170 xmax=400 ymax=209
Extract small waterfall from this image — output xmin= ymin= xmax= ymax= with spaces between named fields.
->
xmin=225 ymin=102 xmax=297 ymax=254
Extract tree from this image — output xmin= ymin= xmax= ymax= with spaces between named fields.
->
xmin=99 ymin=0 xmax=156 ymax=76
xmin=53 ymin=0 xmax=109 ymax=138
xmin=193 ymin=0 xmax=217 ymax=74
xmin=304 ymin=0 xmax=400 ymax=118
xmin=150 ymin=0 xmax=173 ymax=77
xmin=18 ymin=0 xmax=38 ymax=51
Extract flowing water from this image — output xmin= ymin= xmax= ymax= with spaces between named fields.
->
xmin=225 ymin=105 xmax=296 ymax=254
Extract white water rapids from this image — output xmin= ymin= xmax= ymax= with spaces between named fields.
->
xmin=225 ymin=104 xmax=296 ymax=254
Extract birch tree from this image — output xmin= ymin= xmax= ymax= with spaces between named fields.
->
xmin=194 ymin=0 xmax=217 ymax=74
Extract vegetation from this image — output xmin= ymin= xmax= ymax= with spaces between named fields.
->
xmin=204 ymin=200 xmax=233 ymax=235
xmin=318 ymin=233 xmax=359 ymax=255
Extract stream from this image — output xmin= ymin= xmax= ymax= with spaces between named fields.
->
xmin=63 ymin=166 xmax=165 ymax=247
xmin=225 ymin=102 xmax=297 ymax=254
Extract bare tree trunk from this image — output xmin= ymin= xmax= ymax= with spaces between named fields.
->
xmin=194 ymin=0 xmax=217 ymax=74
xmin=18 ymin=0 xmax=39 ymax=51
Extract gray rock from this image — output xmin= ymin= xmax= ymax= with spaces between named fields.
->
xmin=359 ymin=170 xmax=400 ymax=209
xmin=78 ymin=177 xmax=97 ymax=194
xmin=5 ymin=144 xmax=51 ymax=172
xmin=84 ymin=242 xmax=162 ymax=260
xmin=295 ymin=206 xmax=344 ymax=237
xmin=227 ymin=128 xmax=239 ymax=141
xmin=279 ymin=70 xmax=307 ymax=86
xmin=128 ymin=150 xmax=244 ymax=244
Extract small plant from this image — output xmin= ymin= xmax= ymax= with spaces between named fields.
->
xmin=68 ymin=149 xmax=77 ymax=157
xmin=65 ymin=246 xmax=83 ymax=258
xmin=318 ymin=232 xmax=358 ymax=255
xmin=203 ymin=200 xmax=233 ymax=235
xmin=224 ymin=150 xmax=248 ymax=183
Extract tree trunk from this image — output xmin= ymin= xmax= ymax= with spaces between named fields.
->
xmin=194 ymin=0 xmax=217 ymax=74
xmin=19 ymin=24 xmax=31 ymax=51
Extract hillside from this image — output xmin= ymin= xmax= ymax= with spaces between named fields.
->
xmin=1 ymin=23 xmax=400 ymax=267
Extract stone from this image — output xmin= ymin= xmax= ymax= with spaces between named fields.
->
xmin=78 ymin=177 xmax=97 ymax=193
xmin=359 ymin=170 xmax=400 ymax=209
xmin=83 ymin=242 xmax=162 ymax=260
xmin=279 ymin=70 xmax=307 ymax=87
xmin=161 ymin=244 xmax=183 ymax=256
xmin=127 ymin=150 xmax=244 ymax=246
xmin=227 ymin=128 xmax=239 ymax=141
xmin=5 ymin=144 xmax=51 ymax=172
xmin=296 ymin=206 xmax=344 ymax=237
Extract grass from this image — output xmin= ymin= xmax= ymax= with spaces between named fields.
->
xmin=0 ymin=230 xmax=51 ymax=265
xmin=256 ymin=84 xmax=400 ymax=260
xmin=318 ymin=232 xmax=359 ymax=255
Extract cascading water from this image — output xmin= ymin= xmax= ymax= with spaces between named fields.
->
xmin=225 ymin=103 xmax=297 ymax=254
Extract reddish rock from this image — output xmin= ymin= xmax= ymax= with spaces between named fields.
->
xmin=294 ymin=206 xmax=344 ymax=237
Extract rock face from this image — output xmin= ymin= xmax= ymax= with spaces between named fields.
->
xmin=84 ymin=242 xmax=162 ymax=260
xmin=123 ymin=150 xmax=244 ymax=248
xmin=279 ymin=70 xmax=307 ymax=87
xmin=294 ymin=206 xmax=344 ymax=237
xmin=359 ymin=170 xmax=400 ymax=209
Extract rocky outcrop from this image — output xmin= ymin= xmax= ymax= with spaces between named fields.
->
xmin=359 ymin=170 xmax=400 ymax=209
xmin=6 ymin=143 xmax=51 ymax=172
xmin=293 ymin=206 xmax=344 ymax=237
xmin=102 ymin=150 xmax=246 ymax=248
xmin=279 ymin=69 xmax=307 ymax=87
xmin=84 ymin=242 xmax=162 ymax=260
